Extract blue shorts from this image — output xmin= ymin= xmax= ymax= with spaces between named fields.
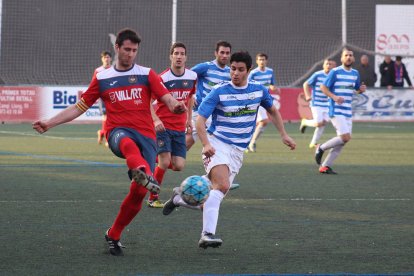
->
xmin=108 ymin=127 xmax=157 ymax=173
xmin=156 ymin=129 xmax=186 ymax=159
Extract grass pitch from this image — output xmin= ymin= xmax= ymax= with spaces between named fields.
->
xmin=0 ymin=122 xmax=413 ymax=275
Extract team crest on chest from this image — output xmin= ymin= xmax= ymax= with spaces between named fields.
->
xmin=128 ymin=75 xmax=137 ymax=83
xmin=248 ymin=93 xmax=256 ymax=100
xmin=183 ymin=81 xmax=189 ymax=87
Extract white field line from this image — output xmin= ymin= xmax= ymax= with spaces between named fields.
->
xmin=0 ymin=198 xmax=410 ymax=203
xmin=0 ymin=130 xmax=95 ymax=140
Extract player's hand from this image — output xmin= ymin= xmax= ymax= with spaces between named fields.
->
xmin=281 ymin=135 xmax=296 ymax=150
xmin=333 ymin=96 xmax=345 ymax=105
xmin=154 ymin=119 xmax=165 ymax=132
xmin=33 ymin=120 xmax=49 ymax=134
xmin=304 ymin=96 xmax=312 ymax=102
xmin=186 ymin=122 xmax=193 ymax=134
xmin=202 ymin=143 xmax=215 ymax=158
xmin=359 ymin=82 xmax=367 ymax=93
xmin=173 ymin=101 xmax=187 ymax=114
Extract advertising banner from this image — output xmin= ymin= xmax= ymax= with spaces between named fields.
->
xmin=375 ymin=5 xmax=414 ymax=87
xmin=40 ymin=86 xmax=101 ymax=121
xmin=353 ymin=88 xmax=414 ymax=121
xmin=0 ymin=87 xmax=41 ymax=121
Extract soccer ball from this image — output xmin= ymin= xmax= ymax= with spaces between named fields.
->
xmin=180 ymin=175 xmax=211 ymax=206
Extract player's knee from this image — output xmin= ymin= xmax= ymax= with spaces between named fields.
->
xmin=341 ymin=134 xmax=351 ymax=143
xmin=171 ymin=162 xmax=185 ymax=171
xmin=158 ymin=158 xmax=171 ymax=169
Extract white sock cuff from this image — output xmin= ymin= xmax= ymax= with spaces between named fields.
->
xmin=209 ymin=189 xmax=225 ymax=202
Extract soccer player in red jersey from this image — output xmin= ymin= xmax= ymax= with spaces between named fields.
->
xmin=147 ymin=42 xmax=197 ymax=208
xmin=33 ymin=28 xmax=186 ymax=256
xmin=94 ymin=50 xmax=112 ymax=146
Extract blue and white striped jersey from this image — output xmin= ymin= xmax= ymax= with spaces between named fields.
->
xmin=248 ymin=67 xmax=276 ymax=88
xmin=306 ymin=70 xmax=329 ymax=108
xmin=198 ymin=81 xmax=274 ymax=150
xmin=323 ymin=66 xmax=361 ymax=118
xmin=191 ymin=60 xmax=230 ymax=111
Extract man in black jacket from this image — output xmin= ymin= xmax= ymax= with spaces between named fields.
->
xmin=379 ymin=55 xmax=395 ymax=89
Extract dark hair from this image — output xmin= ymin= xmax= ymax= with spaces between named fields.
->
xmin=215 ymin=40 xmax=232 ymax=52
xmin=396 ymin=56 xmax=402 ymax=61
xmin=230 ymin=51 xmax=252 ymax=70
xmin=100 ymin=51 xmax=112 ymax=58
xmin=256 ymin=53 xmax=268 ymax=60
xmin=115 ymin=28 xmax=141 ymax=47
xmin=170 ymin=42 xmax=186 ymax=55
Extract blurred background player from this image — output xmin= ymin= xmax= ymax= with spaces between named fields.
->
xmin=94 ymin=51 xmax=112 ymax=146
xmin=148 ymin=42 xmax=197 ymax=208
xmin=33 ymin=28 xmax=187 ymax=256
xmin=301 ymin=58 xmax=336 ymax=148
xmin=317 ymin=48 xmax=366 ymax=174
xmin=189 ymin=41 xmax=239 ymax=190
xmin=162 ymin=51 xmax=296 ymax=248
xmin=187 ymin=40 xmax=232 ymax=150
xmin=246 ymin=53 xmax=280 ymax=152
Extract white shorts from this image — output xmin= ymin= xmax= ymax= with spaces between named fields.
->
xmin=310 ymin=106 xmax=330 ymax=123
xmin=256 ymin=106 xmax=268 ymax=122
xmin=202 ymin=135 xmax=244 ymax=185
xmin=191 ymin=110 xmax=211 ymax=142
xmin=331 ymin=116 xmax=352 ymax=135
xmin=256 ymin=99 xmax=280 ymax=123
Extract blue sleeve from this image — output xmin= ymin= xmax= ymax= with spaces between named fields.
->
xmin=271 ymin=71 xmax=276 ymax=85
xmin=198 ymin=88 xmax=220 ymax=118
xmin=260 ymin=86 xmax=274 ymax=109
xmin=323 ymin=70 xmax=336 ymax=91
xmin=307 ymin=72 xmax=317 ymax=87
xmin=191 ymin=63 xmax=208 ymax=77
xmin=354 ymin=71 xmax=361 ymax=91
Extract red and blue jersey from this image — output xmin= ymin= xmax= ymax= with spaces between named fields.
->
xmin=154 ymin=68 xmax=197 ymax=131
xmin=78 ymin=64 xmax=169 ymax=139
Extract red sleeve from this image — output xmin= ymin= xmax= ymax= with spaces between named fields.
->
xmin=80 ymin=76 xmax=100 ymax=107
xmin=149 ymin=69 xmax=169 ymax=101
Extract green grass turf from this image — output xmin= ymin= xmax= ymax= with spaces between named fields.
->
xmin=0 ymin=122 xmax=413 ymax=275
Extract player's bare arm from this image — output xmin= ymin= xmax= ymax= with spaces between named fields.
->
xmin=303 ymin=81 xmax=312 ymax=101
xmin=186 ymin=95 xmax=194 ymax=134
xmin=150 ymin=103 xmax=165 ymax=132
xmin=33 ymin=104 xmax=84 ymax=134
xmin=267 ymin=105 xmax=296 ymax=150
xmin=320 ymin=84 xmax=344 ymax=104
xmin=160 ymin=94 xmax=187 ymax=114
xmin=196 ymin=114 xmax=215 ymax=157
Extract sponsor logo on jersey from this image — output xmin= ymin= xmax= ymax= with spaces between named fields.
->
xmin=109 ymin=88 xmax=143 ymax=104
xmin=170 ymin=91 xmax=190 ymax=100
xmin=223 ymin=105 xmax=256 ymax=117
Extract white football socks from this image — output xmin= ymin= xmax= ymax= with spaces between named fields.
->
xmin=322 ymin=144 xmax=344 ymax=167
xmin=311 ymin=126 xmax=325 ymax=145
xmin=202 ymin=189 xmax=224 ymax=235
xmin=320 ymin=136 xmax=344 ymax=151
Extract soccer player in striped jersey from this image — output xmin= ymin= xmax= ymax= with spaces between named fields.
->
xmin=301 ymin=58 xmax=336 ymax=148
xmin=187 ymin=40 xmax=232 ymax=150
xmin=316 ymin=48 xmax=366 ymax=174
xmin=94 ymin=51 xmax=112 ymax=146
xmin=163 ymin=51 xmax=296 ymax=248
xmin=246 ymin=53 xmax=280 ymax=152
xmin=33 ymin=28 xmax=187 ymax=256
xmin=147 ymin=42 xmax=197 ymax=208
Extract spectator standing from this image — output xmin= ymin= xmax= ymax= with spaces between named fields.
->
xmin=354 ymin=54 xmax=377 ymax=87
xmin=379 ymin=55 xmax=395 ymax=89
xmin=394 ymin=56 xmax=413 ymax=88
